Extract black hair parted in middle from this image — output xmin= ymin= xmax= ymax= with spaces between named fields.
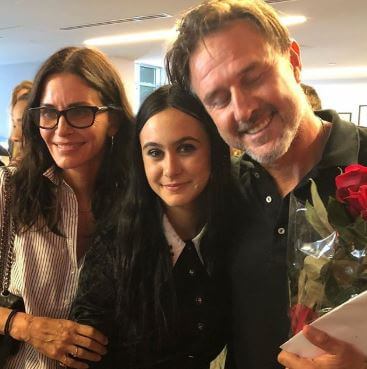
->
xmin=103 ymin=84 xmax=241 ymax=354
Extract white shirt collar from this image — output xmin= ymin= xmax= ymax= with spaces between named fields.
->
xmin=162 ymin=214 xmax=206 ymax=266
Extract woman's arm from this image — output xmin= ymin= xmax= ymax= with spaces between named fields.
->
xmin=69 ymin=235 xmax=118 ymax=367
xmin=0 ymin=168 xmax=108 ymax=368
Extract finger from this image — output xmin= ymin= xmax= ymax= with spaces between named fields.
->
xmin=69 ymin=345 xmax=103 ymax=363
xmin=74 ymin=334 xmax=107 ymax=356
xmin=76 ymin=324 xmax=108 ymax=345
xmin=302 ymin=325 xmax=344 ymax=355
xmin=59 ymin=353 xmax=88 ymax=369
xmin=278 ymin=350 xmax=313 ymax=369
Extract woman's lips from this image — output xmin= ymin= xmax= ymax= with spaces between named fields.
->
xmin=54 ymin=142 xmax=84 ymax=152
xmin=162 ymin=182 xmax=190 ymax=191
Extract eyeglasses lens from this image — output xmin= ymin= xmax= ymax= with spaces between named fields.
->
xmin=66 ymin=107 xmax=94 ymax=127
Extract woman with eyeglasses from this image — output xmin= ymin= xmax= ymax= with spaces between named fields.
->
xmin=0 ymin=47 xmax=133 ymax=369
xmin=70 ymin=85 xmax=242 ymax=369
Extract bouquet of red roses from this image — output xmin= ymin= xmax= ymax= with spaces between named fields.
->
xmin=288 ymin=164 xmax=367 ymax=335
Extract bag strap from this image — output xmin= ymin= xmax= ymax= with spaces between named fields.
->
xmin=0 ymin=167 xmax=16 ymax=294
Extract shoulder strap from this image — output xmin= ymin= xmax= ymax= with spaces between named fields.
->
xmin=0 ymin=167 xmax=15 ymax=293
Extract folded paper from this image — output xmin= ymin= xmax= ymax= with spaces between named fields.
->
xmin=281 ymin=290 xmax=367 ymax=358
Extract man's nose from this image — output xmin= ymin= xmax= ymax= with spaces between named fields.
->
xmin=231 ymin=87 xmax=255 ymax=123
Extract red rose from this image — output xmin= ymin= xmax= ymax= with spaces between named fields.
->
xmin=335 ymin=164 xmax=367 ymax=219
xmin=342 ymin=184 xmax=367 ymax=220
xmin=289 ymin=303 xmax=318 ymax=334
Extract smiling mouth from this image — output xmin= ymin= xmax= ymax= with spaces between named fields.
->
xmin=55 ymin=143 xmax=83 ymax=151
xmin=162 ymin=182 xmax=189 ymax=190
xmin=239 ymin=111 xmax=275 ymax=136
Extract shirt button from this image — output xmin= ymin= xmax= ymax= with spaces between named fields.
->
xmin=278 ymin=227 xmax=285 ymax=235
xmin=266 ymin=196 xmax=272 ymax=203
xmin=195 ymin=296 xmax=203 ymax=305
xmin=188 ymin=269 xmax=196 ymax=276
xmin=254 ymin=172 xmax=260 ymax=179
xmin=197 ymin=322 xmax=205 ymax=331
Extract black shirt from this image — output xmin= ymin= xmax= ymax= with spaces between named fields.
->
xmin=71 ymin=234 xmax=229 ymax=369
xmin=226 ymin=110 xmax=367 ymax=369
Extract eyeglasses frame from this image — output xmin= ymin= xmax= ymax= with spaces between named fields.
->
xmin=28 ymin=105 xmax=122 ymax=130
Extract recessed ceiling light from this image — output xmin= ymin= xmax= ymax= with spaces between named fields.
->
xmin=280 ymin=15 xmax=307 ymax=26
xmin=84 ymin=28 xmax=176 ymax=46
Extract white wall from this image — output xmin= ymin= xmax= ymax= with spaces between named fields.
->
xmin=110 ymin=57 xmax=136 ymax=111
xmin=303 ymin=78 xmax=367 ymax=126
xmin=0 ymin=62 xmax=40 ymax=145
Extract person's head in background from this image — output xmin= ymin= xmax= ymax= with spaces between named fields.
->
xmin=13 ymin=46 xmax=133 ymax=232
xmin=301 ymin=83 xmax=322 ymax=111
xmin=165 ymin=0 xmax=319 ymax=166
xmin=10 ymin=93 xmax=30 ymax=164
xmin=11 ymin=80 xmax=32 ymax=108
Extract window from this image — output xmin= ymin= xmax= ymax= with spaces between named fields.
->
xmin=136 ymin=63 xmax=166 ymax=108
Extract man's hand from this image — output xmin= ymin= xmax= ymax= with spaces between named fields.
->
xmin=278 ymin=325 xmax=367 ymax=369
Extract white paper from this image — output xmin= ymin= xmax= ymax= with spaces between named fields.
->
xmin=280 ymin=290 xmax=367 ymax=358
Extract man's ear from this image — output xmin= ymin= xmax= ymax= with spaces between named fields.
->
xmin=289 ymin=40 xmax=302 ymax=83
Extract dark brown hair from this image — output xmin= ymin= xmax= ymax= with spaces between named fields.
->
xmin=165 ymin=0 xmax=291 ymax=91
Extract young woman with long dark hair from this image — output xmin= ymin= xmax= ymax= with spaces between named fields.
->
xmin=71 ymin=85 xmax=241 ymax=369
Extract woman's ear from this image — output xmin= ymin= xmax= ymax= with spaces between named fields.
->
xmin=107 ymin=112 xmax=120 ymax=137
xmin=289 ymin=40 xmax=302 ymax=83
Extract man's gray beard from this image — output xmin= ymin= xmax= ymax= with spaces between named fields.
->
xmin=243 ymin=121 xmax=299 ymax=165
xmin=246 ymin=142 xmax=288 ymax=164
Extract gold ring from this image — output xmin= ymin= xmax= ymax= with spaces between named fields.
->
xmin=74 ymin=346 xmax=78 ymax=358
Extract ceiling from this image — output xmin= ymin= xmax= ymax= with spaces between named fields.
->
xmin=1 ymin=0 xmax=367 ymax=80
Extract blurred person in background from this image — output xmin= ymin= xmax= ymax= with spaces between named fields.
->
xmin=6 ymin=81 xmax=33 ymax=165
xmin=301 ymin=83 xmax=322 ymax=111
xmin=9 ymin=93 xmax=30 ymax=165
